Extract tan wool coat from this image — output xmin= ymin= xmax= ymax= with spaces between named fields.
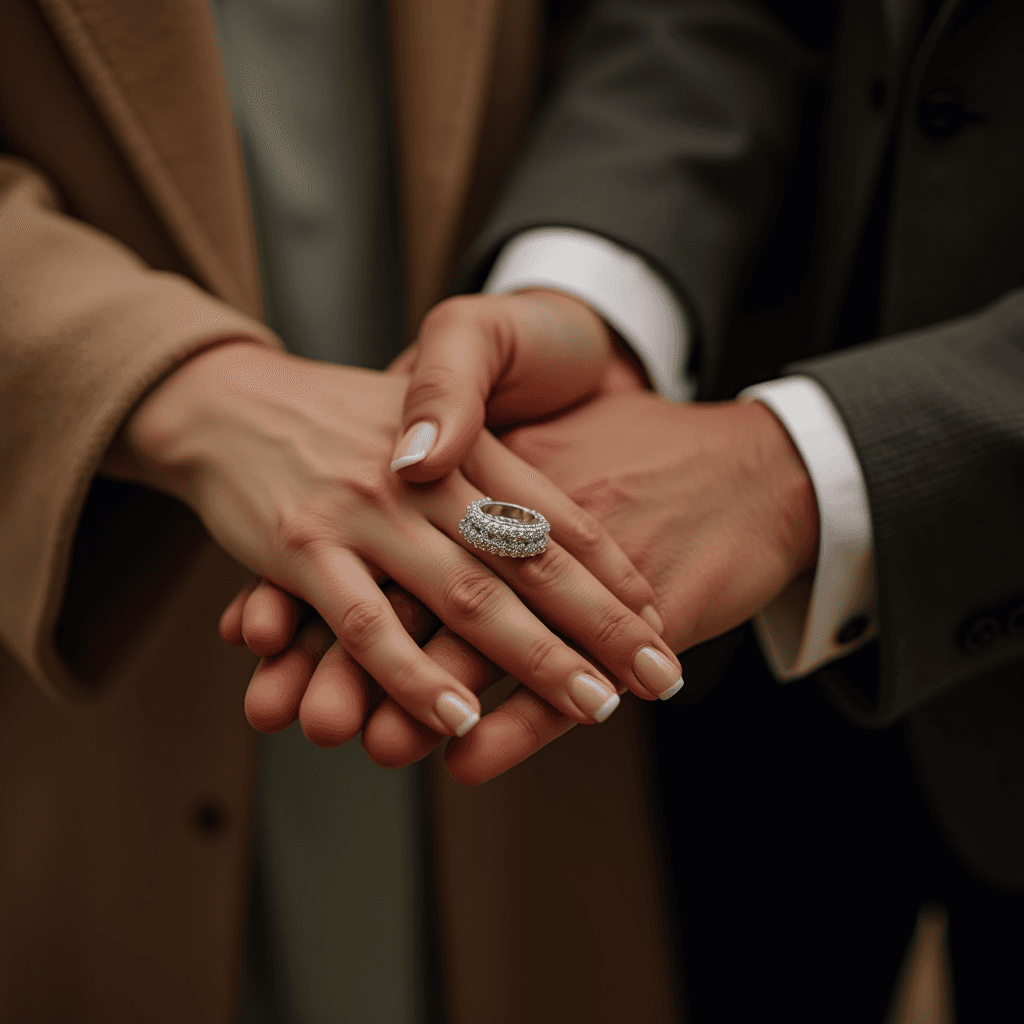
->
xmin=0 ymin=1 xmax=677 ymax=1020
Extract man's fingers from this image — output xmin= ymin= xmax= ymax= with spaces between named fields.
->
xmin=381 ymin=582 xmax=441 ymax=645
xmin=386 ymin=343 xmax=420 ymax=375
xmin=244 ymin=617 xmax=336 ymax=733
xmin=298 ymin=640 xmax=370 ymax=748
xmin=445 ymin=685 xmax=579 ymax=785
xmin=242 ymin=580 xmax=305 ymax=657
xmin=219 ymin=578 xmax=261 ymax=645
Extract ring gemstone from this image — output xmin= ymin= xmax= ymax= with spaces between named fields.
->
xmin=458 ymin=498 xmax=551 ymax=558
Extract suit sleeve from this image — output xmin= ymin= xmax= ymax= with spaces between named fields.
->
xmin=0 ymin=156 xmax=279 ymax=703
xmin=459 ymin=0 xmax=1024 ymax=728
xmin=792 ymin=292 xmax=1024 ymax=726
xmin=457 ymin=0 xmax=815 ymax=358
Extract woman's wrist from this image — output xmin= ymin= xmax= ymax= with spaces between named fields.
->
xmin=100 ymin=337 xmax=267 ymax=497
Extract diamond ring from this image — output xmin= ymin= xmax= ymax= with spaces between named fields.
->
xmin=458 ymin=498 xmax=551 ymax=558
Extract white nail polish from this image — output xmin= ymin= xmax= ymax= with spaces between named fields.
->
xmin=633 ymin=645 xmax=684 ymax=699
xmin=594 ymin=692 xmax=621 ymax=722
xmin=659 ymin=677 xmax=684 ymax=701
xmin=436 ymin=692 xmax=480 ymax=736
xmin=570 ymin=673 xmax=621 ymax=723
xmin=390 ymin=421 xmax=438 ymax=472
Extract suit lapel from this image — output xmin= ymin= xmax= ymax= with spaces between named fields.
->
xmin=35 ymin=0 xmax=262 ymax=316
xmin=881 ymin=0 xmax=924 ymax=58
xmin=813 ymin=0 xmax=960 ymax=349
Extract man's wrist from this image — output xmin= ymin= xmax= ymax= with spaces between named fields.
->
xmin=742 ymin=400 xmax=820 ymax=580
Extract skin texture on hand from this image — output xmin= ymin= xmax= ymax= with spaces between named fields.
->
xmin=104 ymin=339 xmax=674 ymax=741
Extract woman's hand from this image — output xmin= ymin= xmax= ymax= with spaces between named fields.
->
xmin=107 ymin=340 xmax=677 ymax=742
xmin=388 ymin=289 xmax=649 ymax=480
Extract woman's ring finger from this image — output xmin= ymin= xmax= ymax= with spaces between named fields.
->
xmin=458 ymin=497 xmax=551 ymax=558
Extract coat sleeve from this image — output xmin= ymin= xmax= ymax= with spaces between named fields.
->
xmin=0 ymin=156 xmax=279 ymax=703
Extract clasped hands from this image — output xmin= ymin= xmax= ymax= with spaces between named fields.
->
xmin=107 ymin=289 xmax=819 ymax=784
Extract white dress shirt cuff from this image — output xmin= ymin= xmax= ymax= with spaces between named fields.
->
xmin=739 ymin=376 xmax=878 ymax=680
xmin=482 ymin=227 xmax=696 ymax=402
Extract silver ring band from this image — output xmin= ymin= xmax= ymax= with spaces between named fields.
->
xmin=459 ymin=498 xmax=551 ymax=558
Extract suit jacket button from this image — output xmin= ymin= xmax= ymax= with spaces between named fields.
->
xmin=836 ymin=614 xmax=869 ymax=645
xmin=961 ymin=615 xmax=1000 ymax=652
xmin=918 ymin=87 xmax=981 ymax=139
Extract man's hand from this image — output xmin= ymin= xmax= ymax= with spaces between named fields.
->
xmin=500 ymin=391 xmax=820 ymax=653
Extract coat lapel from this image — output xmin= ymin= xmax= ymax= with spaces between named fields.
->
xmin=34 ymin=0 xmax=262 ymax=317
xmin=388 ymin=0 xmax=507 ymax=336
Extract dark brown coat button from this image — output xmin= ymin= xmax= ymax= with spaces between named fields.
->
xmin=193 ymin=801 xmax=227 ymax=837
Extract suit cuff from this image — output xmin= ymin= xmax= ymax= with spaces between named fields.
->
xmin=739 ymin=376 xmax=878 ymax=680
xmin=482 ymin=227 xmax=696 ymax=402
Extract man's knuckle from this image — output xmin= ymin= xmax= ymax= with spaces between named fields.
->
xmin=346 ymin=462 xmax=393 ymax=507
xmin=564 ymin=508 xmax=605 ymax=553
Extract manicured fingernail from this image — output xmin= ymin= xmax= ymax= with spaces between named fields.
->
xmin=390 ymin=421 xmax=438 ymax=471
xmin=640 ymin=605 xmax=665 ymax=635
xmin=570 ymin=673 xmax=620 ymax=723
xmin=436 ymin=692 xmax=480 ymax=736
xmin=633 ymin=645 xmax=684 ymax=700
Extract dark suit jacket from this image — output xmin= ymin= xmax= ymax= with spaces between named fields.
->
xmin=461 ymin=0 xmax=1024 ymax=890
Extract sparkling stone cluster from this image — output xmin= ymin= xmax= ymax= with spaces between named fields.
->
xmin=458 ymin=497 xmax=551 ymax=558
